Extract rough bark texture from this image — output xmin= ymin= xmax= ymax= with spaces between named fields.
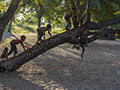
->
xmin=0 ymin=0 xmax=20 ymax=41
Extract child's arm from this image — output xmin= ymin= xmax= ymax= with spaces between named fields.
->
xmin=85 ymin=35 xmax=88 ymax=44
xmin=43 ymin=32 xmax=45 ymax=39
xmin=48 ymin=30 xmax=52 ymax=38
xmin=21 ymin=41 xmax=26 ymax=51
xmin=86 ymin=38 xmax=88 ymax=44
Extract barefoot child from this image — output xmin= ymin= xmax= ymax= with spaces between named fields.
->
xmin=36 ymin=24 xmax=52 ymax=44
xmin=73 ymin=29 xmax=88 ymax=59
xmin=7 ymin=35 xmax=27 ymax=58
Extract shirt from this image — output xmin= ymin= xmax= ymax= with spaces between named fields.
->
xmin=79 ymin=32 xmax=87 ymax=44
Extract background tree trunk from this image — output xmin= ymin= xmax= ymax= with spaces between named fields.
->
xmin=48 ymin=19 xmax=51 ymax=24
xmin=0 ymin=0 xmax=21 ymax=41
xmin=83 ymin=0 xmax=91 ymax=25
xmin=38 ymin=16 xmax=42 ymax=27
xmin=8 ymin=16 xmax=14 ymax=32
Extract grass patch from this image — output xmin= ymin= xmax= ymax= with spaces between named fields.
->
xmin=51 ymin=28 xmax=65 ymax=34
xmin=3 ymin=39 xmax=10 ymax=43
xmin=38 ymin=71 xmax=43 ymax=74
xmin=5 ymin=22 xmax=65 ymax=34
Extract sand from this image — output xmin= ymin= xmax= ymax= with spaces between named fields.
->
xmin=0 ymin=32 xmax=120 ymax=90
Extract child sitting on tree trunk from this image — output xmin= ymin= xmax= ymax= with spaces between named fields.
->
xmin=36 ymin=24 xmax=52 ymax=44
xmin=73 ymin=29 xmax=88 ymax=59
xmin=7 ymin=35 xmax=27 ymax=58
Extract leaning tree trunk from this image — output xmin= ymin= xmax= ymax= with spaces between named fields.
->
xmin=0 ymin=27 xmax=82 ymax=72
xmin=0 ymin=20 xmax=120 ymax=72
xmin=0 ymin=0 xmax=21 ymax=41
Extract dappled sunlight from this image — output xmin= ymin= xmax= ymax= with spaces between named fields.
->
xmin=0 ymin=33 xmax=120 ymax=90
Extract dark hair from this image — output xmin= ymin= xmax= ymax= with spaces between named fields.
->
xmin=20 ymin=35 xmax=26 ymax=40
xmin=47 ymin=24 xmax=52 ymax=28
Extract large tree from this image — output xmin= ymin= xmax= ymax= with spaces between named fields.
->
xmin=0 ymin=0 xmax=21 ymax=41
xmin=0 ymin=0 xmax=120 ymax=72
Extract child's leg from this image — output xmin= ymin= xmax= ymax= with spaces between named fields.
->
xmin=7 ymin=43 xmax=14 ymax=56
xmin=14 ymin=46 xmax=17 ymax=56
xmin=73 ymin=42 xmax=81 ymax=50
xmin=81 ymin=44 xmax=85 ymax=59
xmin=73 ymin=45 xmax=79 ymax=50
xmin=36 ymin=29 xmax=44 ymax=44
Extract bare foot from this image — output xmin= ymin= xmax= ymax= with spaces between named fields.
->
xmin=81 ymin=55 xmax=83 ymax=59
xmin=72 ymin=45 xmax=75 ymax=49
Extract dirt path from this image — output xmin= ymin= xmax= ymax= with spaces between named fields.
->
xmin=0 ymin=32 xmax=120 ymax=90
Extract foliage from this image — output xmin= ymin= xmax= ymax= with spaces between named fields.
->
xmin=1 ymin=0 xmax=120 ymax=33
xmin=91 ymin=0 xmax=120 ymax=22
xmin=0 ymin=0 xmax=12 ymax=17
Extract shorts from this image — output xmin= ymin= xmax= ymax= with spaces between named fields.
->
xmin=78 ymin=42 xmax=85 ymax=50
xmin=37 ymin=28 xmax=44 ymax=41
xmin=7 ymin=42 xmax=17 ymax=56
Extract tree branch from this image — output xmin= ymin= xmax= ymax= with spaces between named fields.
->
xmin=90 ymin=17 xmax=120 ymax=30
xmin=88 ymin=28 xmax=120 ymax=43
xmin=83 ymin=0 xmax=92 ymax=25
xmin=0 ymin=0 xmax=21 ymax=41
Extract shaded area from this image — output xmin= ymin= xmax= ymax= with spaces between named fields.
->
xmin=0 ymin=71 xmax=45 ymax=90
xmin=22 ymin=40 xmax=120 ymax=90
xmin=0 ymin=33 xmax=120 ymax=90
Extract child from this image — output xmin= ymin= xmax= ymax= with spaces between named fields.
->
xmin=36 ymin=24 xmax=52 ymax=44
xmin=1 ymin=47 xmax=8 ymax=59
xmin=73 ymin=29 xmax=88 ymax=59
xmin=7 ymin=35 xmax=27 ymax=58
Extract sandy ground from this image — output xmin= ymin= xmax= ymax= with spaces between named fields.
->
xmin=0 ymin=32 xmax=120 ymax=90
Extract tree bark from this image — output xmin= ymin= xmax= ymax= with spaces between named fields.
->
xmin=8 ymin=16 xmax=14 ymax=32
xmin=0 ymin=0 xmax=21 ymax=41
xmin=83 ymin=0 xmax=92 ymax=25
xmin=88 ymin=28 xmax=120 ymax=43
xmin=38 ymin=16 xmax=42 ymax=27
xmin=34 ymin=2 xmax=44 ymax=27
xmin=71 ymin=0 xmax=79 ymax=28
xmin=66 ymin=28 xmax=120 ymax=44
